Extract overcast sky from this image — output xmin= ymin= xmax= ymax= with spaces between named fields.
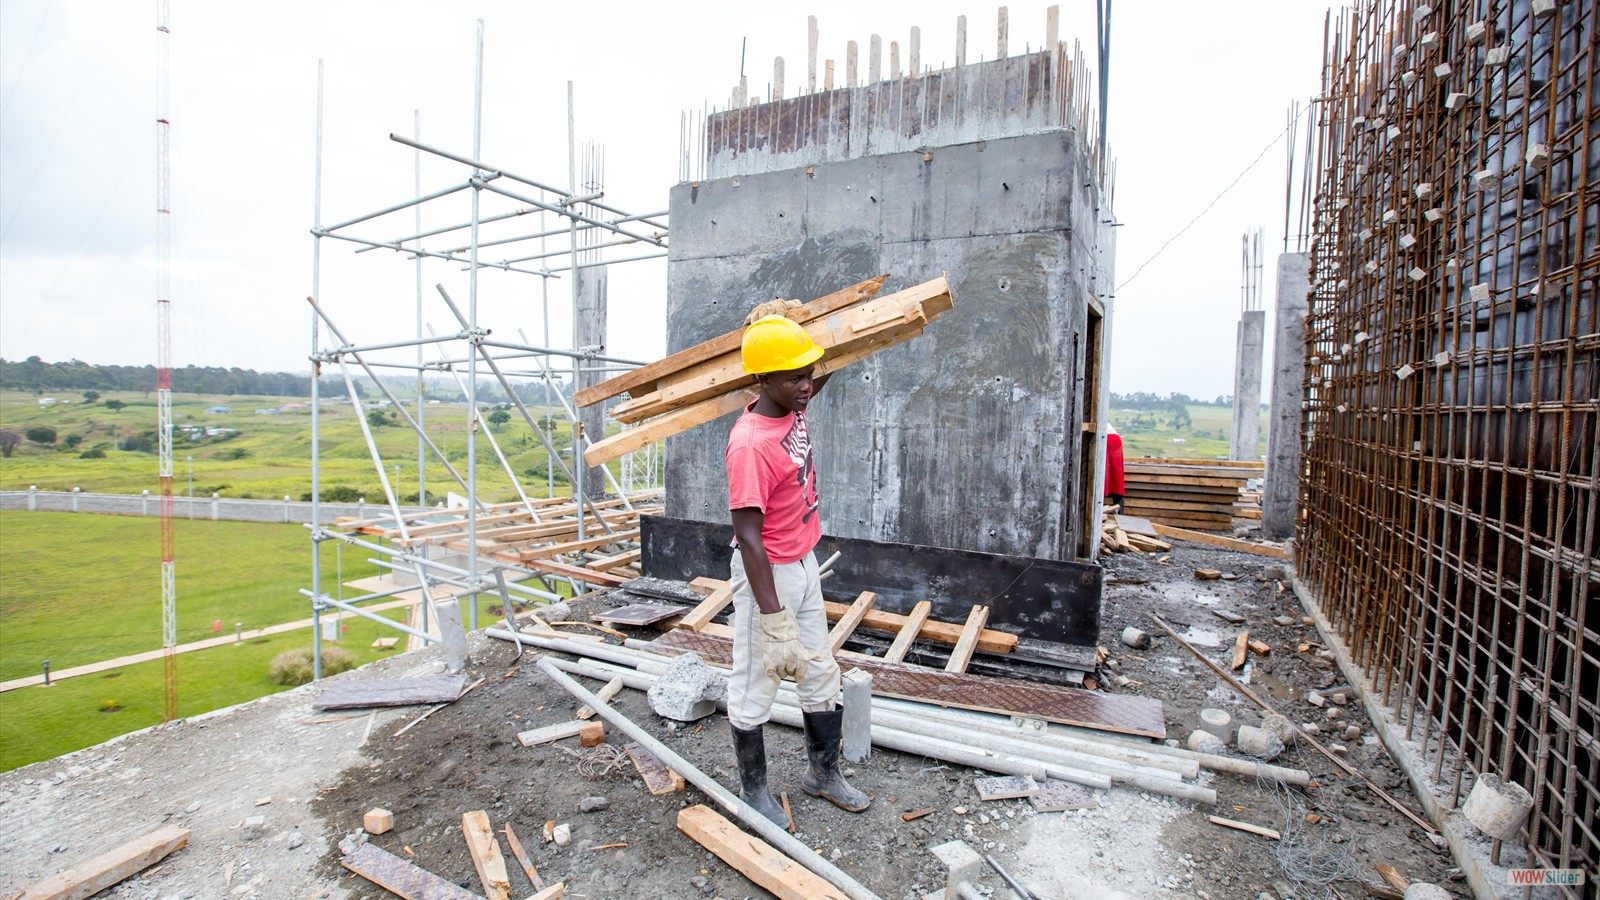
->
xmin=0 ymin=0 xmax=1328 ymax=400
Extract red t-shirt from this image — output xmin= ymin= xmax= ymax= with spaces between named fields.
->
xmin=726 ymin=404 xmax=821 ymax=564
xmin=1105 ymin=432 xmax=1126 ymax=495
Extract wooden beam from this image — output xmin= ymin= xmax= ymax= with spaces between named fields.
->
xmin=501 ymin=824 xmax=545 ymax=891
xmin=676 ymin=805 xmax=851 ymax=900
xmin=338 ymin=844 xmax=480 ymax=900
xmin=18 ymin=826 xmax=190 ymax=900
xmin=517 ymin=720 xmax=590 ymax=747
xmin=517 ymin=529 xmax=640 ymax=561
xmin=882 ymin=600 xmax=931 ymax=664
xmin=575 ymin=676 xmax=624 ymax=720
xmin=677 ymin=584 xmax=735 ymax=631
xmin=827 ymin=591 xmax=878 ymax=655
xmin=575 ymin=275 xmax=888 ymax=408
xmin=585 ymin=390 xmax=755 ymax=467
xmin=587 ymin=547 xmax=642 ymax=572
xmin=1152 ymin=524 xmax=1292 ymax=558
xmin=627 ymin=741 xmax=687 ymax=795
xmin=944 ymin=605 xmax=990 ymax=673
xmin=687 ymin=578 xmax=1017 ymax=653
xmin=462 ymin=810 xmax=512 ymax=900
xmin=520 ymin=558 xmax=630 ymax=587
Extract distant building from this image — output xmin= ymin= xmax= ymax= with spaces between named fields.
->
xmin=279 ymin=402 xmax=308 ymax=411
xmin=204 ymin=427 xmax=237 ymax=437
xmin=205 ymin=405 xmax=232 ymax=414
xmin=37 ymin=398 xmax=57 ymax=406
xmin=255 ymin=408 xmax=279 ymax=415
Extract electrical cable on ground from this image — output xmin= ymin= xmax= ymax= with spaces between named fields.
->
xmin=1116 ymin=104 xmax=1311 ymax=294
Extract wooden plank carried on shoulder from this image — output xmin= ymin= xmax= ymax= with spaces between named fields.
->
xmin=575 ymin=275 xmax=888 ymax=408
xmin=676 ymin=805 xmax=851 ymax=900
xmin=1152 ymin=524 xmax=1291 ymax=559
xmin=826 ymin=591 xmax=878 ymax=654
xmin=18 ymin=826 xmax=190 ymax=900
xmin=945 ymin=605 xmax=991 ymax=673
xmin=882 ymin=600 xmax=931 ymax=664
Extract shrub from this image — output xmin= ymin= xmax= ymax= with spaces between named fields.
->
xmin=267 ymin=645 xmax=359 ymax=686
xmin=218 ymin=447 xmax=250 ymax=460
xmin=82 ymin=391 xmax=100 ymax=402
xmin=25 ymin=426 xmax=57 ymax=444
xmin=104 ymin=399 xmax=126 ymax=412
xmin=63 ymin=434 xmax=83 ymax=448
xmin=79 ymin=448 xmax=107 ymax=459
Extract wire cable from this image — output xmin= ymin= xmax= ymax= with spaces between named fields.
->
xmin=1116 ymin=104 xmax=1311 ymax=294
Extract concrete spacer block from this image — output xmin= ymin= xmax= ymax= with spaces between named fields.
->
xmin=1470 ymin=283 xmax=1491 ymax=302
xmin=1526 ymin=143 xmax=1551 ymax=170
xmin=1433 ymin=63 xmax=1452 ymax=79
xmin=1462 ymin=773 xmax=1534 ymax=841
xmin=1530 ymin=0 xmax=1557 ymax=18
xmin=1465 ymin=21 xmax=1487 ymax=44
xmin=929 ymin=840 xmax=983 ymax=895
xmin=1199 ymin=708 xmax=1231 ymax=729
xmin=1486 ymin=46 xmax=1510 ymax=67
xmin=1445 ymin=92 xmax=1467 ymax=110
xmin=841 ymin=669 xmax=873 ymax=763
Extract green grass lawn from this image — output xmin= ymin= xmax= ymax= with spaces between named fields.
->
xmin=1111 ymin=404 xmax=1269 ymax=460
xmin=0 ymin=511 xmax=507 ymax=771
xmin=0 ymin=388 xmax=638 ymax=502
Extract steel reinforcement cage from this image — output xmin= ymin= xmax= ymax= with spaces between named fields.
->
xmin=1297 ymin=0 xmax=1596 ymax=886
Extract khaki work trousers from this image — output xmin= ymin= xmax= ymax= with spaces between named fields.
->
xmin=726 ymin=549 xmax=841 ymax=729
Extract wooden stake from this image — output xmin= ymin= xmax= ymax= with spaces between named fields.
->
xmin=1231 ymin=631 xmax=1250 ymax=670
xmin=501 ymin=824 xmax=544 ymax=891
xmin=17 ymin=826 xmax=190 ymax=900
xmin=1207 ymin=815 xmax=1281 ymax=840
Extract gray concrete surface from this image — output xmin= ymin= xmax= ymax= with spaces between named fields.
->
xmin=1229 ymin=309 xmax=1266 ymax=462
xmin=663 ymin=129 xmax=1114 ymax=562
xmin=577 ymin=264 xmax=609 ymax=500
xmin=1262 ymin=252 xmax=1310 ymax=540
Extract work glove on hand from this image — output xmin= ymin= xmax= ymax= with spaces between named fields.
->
xmin=758 ymin=607 xmax=812 ymax=683
xmin=745 ymin=298 xmax=802 ymax=325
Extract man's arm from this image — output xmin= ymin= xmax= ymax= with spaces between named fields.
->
xmin=731 ymin=507 xmax=784 ymax=615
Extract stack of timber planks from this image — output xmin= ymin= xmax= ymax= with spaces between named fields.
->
xmin=577 ymin=274 xmax=954 ymax=466
xmin=1121 ymin=458 xmax=1264 ymax=532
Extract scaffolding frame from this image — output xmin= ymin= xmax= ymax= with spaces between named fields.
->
xmin=303 ymin=22 xmax=667 ymax=677
xmin=1299 ymin=0 xmax=1597 ymax=889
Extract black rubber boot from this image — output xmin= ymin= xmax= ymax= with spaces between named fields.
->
xmin=800 ymin=707 xmax=872 ymax=812
xmin=731 ymin=724 xmax=791 ymax=829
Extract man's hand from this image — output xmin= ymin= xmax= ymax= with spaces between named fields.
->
xmin=758 ymin=607 xmax=812 ymax=682
xmin=744 ymin=298 xmax=801 ymax=325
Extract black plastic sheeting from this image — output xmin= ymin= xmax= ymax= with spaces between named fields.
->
xmin=639 ymin=515 xmax=1101 ymax=649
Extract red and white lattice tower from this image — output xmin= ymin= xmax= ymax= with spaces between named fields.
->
xmin=155 ymin=0 xmax=177 ymax=722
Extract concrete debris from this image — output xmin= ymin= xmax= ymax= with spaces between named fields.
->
xmin=1236 ymin=725 xmax=1285 ymax=761
xmin=240 ymin=815 xmax=265 ymax=841
xmin=1462 ymin=773 xmax=1534 ymax=841
xmin=929 ymin=840 xmax=983 ymax=896
xmin=1404 ymin=883 xmax=1451 ymax=900
xmin=1120 ymin=627 xmax=1150 ymax=650
xmin=1199 ymin=708 xmax=1232 ymax=730
xmin=1261 ymin=713 xmax=1297 ymax=746
xmin=552 ymin=823 xmax=572 ymax=847
xmin=646 ymin=652 xmax=726 ymax=721
xmin=1187 ymin=730 xmax=1227 ymax=755
xmin=579 ymin=796 xmax=610 ymax=813
xmin=287 ymin=831 xmax=305 ymax=850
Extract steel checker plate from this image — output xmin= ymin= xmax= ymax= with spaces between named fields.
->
xmin=647 ymin=630 xmax=1165 ymax=739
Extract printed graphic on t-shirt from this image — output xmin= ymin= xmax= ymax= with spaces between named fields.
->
xmin=780 ymin=414 xmax=819 ymax=524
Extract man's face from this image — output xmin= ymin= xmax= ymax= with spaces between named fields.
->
xmin=759 ymin=365 xmax=816 ymax=414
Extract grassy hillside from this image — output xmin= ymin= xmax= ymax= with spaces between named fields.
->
xmin=0 ymin=388 xmax=612 ymax=501
xmin=1110 ymin=403 xmax=1269 ymax=460
xmin=0 ymin=511 xmax=511 ymax=770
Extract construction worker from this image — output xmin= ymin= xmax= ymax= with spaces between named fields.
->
xmin=724 ymin=302 xmax=870 ymax=829
xmin=1105 ymin=423 xmax=1126 ymax=510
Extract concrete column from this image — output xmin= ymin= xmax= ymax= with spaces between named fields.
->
xmin=1230 ymin=310 xmax=1266 ymax=461
xmin=846 ymin=41 xmax=858 ymax=87
xmin=577 ymin=265 xmax=609 ymax=499
xmin=890 ymin=41 xmax=901 ymax=79
xmin=869 ymin=35 xmax=882 ymax=82
xmin=434 ymin=597 xmax=469 ymax=673
xmin=909 ymin=27 xmax=921 ymax=76
xmin=955 ymin=15 xmax=967 ymax=67
xmin=841 ymin=669 xmax=872 ymax=763
xmin=807 ymin=16 xmax=818 ymax=94
xmin=1263 ymin=252 xmax=1311 ymax=540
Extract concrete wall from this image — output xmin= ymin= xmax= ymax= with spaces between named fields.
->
xmin=1263 ymin=252 xmax=1310 ymax=540
xmin=663 ymin=129 xmax=1112 ymax=561
xmin=1229 ymin=309 xmax=1266 ymax=462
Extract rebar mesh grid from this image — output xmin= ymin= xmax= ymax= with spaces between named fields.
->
xmin=1298 ymin=0 xmax=1597 ymax=888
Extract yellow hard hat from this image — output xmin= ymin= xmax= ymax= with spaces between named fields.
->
xmin=741 ymin=315 xmax=824 ymax=374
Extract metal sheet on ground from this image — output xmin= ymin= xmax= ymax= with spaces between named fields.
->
xmin=639 ymin=515 xmax=1101 ymax=649
xmin=314 ymin=675 xmax=469 ymax=710
xmin=340 ymin=844 xmax=481 ymax=899
xmin=646 ymin=630 xmax=1165 ymax=739
xmin=592 ymin=603 xmax=686 ymax=626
